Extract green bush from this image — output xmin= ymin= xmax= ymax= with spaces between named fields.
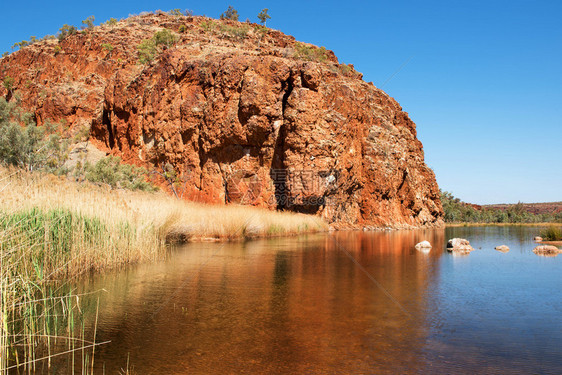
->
xmin=84 ymin=156 xmax=156 ymax=191
xmin=104 ymin=18 xmax=118 ymax=26
xmin=179 ymin=24 xmax=187 ymax=33
xmin=294 ymin=42 xmax=329 ymax=62
xmin=58 ymin=24 xmax=77 ymax=41
xmin=2 ymin=77 xmax=14 ymax=92
xmin=0 ymin=98 xmax=69 ymax=173
xmin=169 ymin=9 xmax=183 ymax=16
xmin=11 ymin=40 xmax=29 ymax=51
xmin=200 ymin=20 xmax=217 ymax=32
xmin=137 ymin=29 xmax=178 ymax=64
xmin=540 ymin=226 xmax=562 ymax=241
xmin=101 ymin=43 xmax=114 ymax=52
xmin=219 ymin=24 xmax=249 ymax=40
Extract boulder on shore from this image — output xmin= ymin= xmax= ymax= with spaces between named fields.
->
xmin=495 ymin=245 xmax=510 ymax=253
xmin=415 ymin=241 xmax=432 ymax=252
xmin=447 ymin=238 xmax=474 ymax=254
xmin=533 ymin=245 xmax=561 ymax=257
xmin=534 ymin=236 xmax=543 ymax=242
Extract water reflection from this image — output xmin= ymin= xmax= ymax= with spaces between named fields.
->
xmin=49 ymin=226 xmax=562 ymax=374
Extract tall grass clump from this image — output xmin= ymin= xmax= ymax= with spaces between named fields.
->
xmin=540 ymin=226 xmax=562 ymax=241
xmin=0 ymin=208 xmax=116 ymax=373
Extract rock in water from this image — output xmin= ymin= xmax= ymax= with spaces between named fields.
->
xmin=415 ymin=241 xmax=432 ymax=251
xmin=533 ymin=245 xmax=562 ymax=257
xmin=447 ymin=238 xmax=474 ymax=254
xmin=534 ymin=236 xmax=543 ymax=242
xmin=495 ymin=245 xmax=510 ymax=253
xmin=0 ymin=13 xmax=444 ymax=229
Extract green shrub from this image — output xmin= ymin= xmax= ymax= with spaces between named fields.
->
xmin=57 ymin=24 xmax=77 ymax=41
xmin=540 ymin=226 xmax=562 ymax=241
xmin=294 ymin=42 xmax=329 ymax=62
xmin=104 ymin=17 xmax=118 ymax=26
xmin=200 ymin=19 xmax=217 ymax=32
xmin=2 ymin=76 xmax=14 ymax=92
xmin=179 ymin=24 xmax=187 ymax=33
xmin=0 ymin=98 xmax=70 ymax=173
xmin=84 ymin=156 xmax=156 ymax=191
xmin=11 ymin=40 xmax=29 ymax=51
xmin=101 ymin=43 xmax=114 ymax=52
xmin=138 ymin=39 xmax=157 ymax=64
xmin=219 ymin=24 xmax=249 ymax=40
xmin=137 ymin=29 xmax=178 ymax=64
xmin=1 ymin=52 xmax=8 ymax=58
xmin=54 ymin=45 xmax=62 ymax=55
xmin=220 ymin=5 xmax=239 ymax=21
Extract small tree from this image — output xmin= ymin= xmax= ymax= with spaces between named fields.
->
xmin=257 ymin=9 xmax=271 ymax=26
xmin=220 ymin=6 xmax=239 ymax=21
xmin=58 ymin=24 xmax=77 ymax=41
xmin=81 ymin=15 xmax=95 ymax=30
xmin=169 ymin=9 xmax=183 ymax=16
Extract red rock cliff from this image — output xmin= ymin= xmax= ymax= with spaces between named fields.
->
xmin=0 ymin=13 xmax=443 ymax=228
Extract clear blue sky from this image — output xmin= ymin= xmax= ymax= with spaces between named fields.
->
xmin=2 ymin=0 xmax=560 ymax=204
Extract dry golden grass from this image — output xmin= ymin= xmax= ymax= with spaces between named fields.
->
xmin=0 ymin=166 xmax=327 ymax=259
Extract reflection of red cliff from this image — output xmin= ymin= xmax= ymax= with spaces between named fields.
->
xmin=0 ymin=13 xmax=443 ymax=228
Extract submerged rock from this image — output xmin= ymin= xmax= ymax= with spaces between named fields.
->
xmin=495 ymin=245 xmax=510 ymax=253
xmin=447 ymin=238 xmax=474 ymax=254
xmin=533 ymin=245 xmax=561 ymax=257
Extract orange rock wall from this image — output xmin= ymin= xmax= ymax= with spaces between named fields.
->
xmin=0 ymin=13 xmax=443 ymax=228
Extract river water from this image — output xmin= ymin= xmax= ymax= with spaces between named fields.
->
xmin=58 ymin=226 xmax=561 ymax=374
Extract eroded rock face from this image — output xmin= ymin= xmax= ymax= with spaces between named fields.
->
xmin=0 ymin=13 xmax=443 ymax=228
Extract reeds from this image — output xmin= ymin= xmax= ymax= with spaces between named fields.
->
xmin=0 ymin=165 xmax=327 ymax=371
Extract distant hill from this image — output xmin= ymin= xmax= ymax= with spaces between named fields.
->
xmin=483 ymin=202 xmax=562 ymax=216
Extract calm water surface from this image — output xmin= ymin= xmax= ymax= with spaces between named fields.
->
xmin=67 ymin=226 xmax=561 ymax=374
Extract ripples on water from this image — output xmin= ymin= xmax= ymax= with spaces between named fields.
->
xmin=51 ymin=226 xmax=561 ymax=374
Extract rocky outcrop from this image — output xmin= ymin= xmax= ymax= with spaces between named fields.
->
xmin=495 ymin=245 xmax=509 ymax=253
xmin=0 ymin=12 xmax=443 ymax=228
xmin=533 ymin=245 xmax=561 ymax=257
xmin=414 ymin=240 xmax=432 ymax=251
xmin=447 ymin=238 xmax=474 ymax=254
